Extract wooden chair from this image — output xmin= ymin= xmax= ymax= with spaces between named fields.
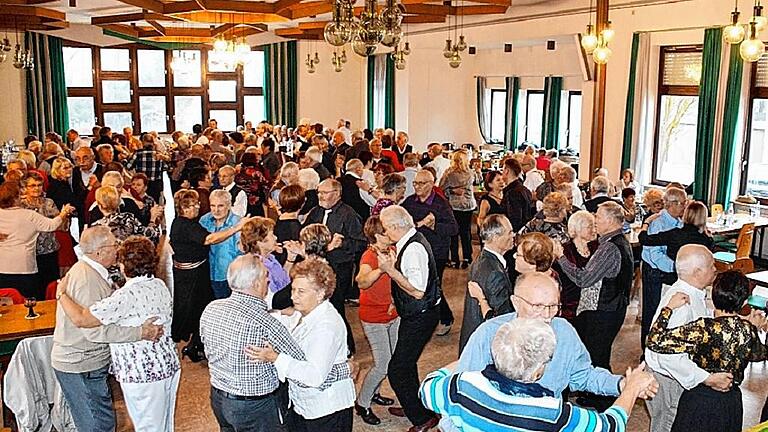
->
xmin=714 ymin=222 xmax=755 ymax=273
xmin=0 ymin=288 xmax=24 ymax=305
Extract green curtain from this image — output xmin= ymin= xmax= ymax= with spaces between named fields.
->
xmin=264 ymin=41 xmax=297 ymax=127
xmin=25 ymin=32 xmax=69 ymax=138
xmin=367 ymin=54 xmax=395 ymax=130
xmin=715 ymin=45 xmax=744 ymax=205
xmin=504 ymin=76 xmax=520 ymax=150
xmin=476 ymin=77 xmax=491 ymax=143
xmin=621 ymin=33 xmax=641 ymax=170
xmin=542 ymin=76 xmax=563 ymax=149
xmin=693 ymin=28 xmax=723 ymax=203
xmin=384 ymin=54 xmax=395 ymax=129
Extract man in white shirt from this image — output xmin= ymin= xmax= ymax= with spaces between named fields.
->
xmin=425 ymin=143 xmax=450 ymax=183
xmin=337 ymin=118 xmax=352 ymax=146
xmin=378 ymin=205 xmax=440 ymax=431
xmin=217 ymin=166 xmax=247 ymax=217
xmin=644 ymin=244 xmax=734 ymax=432
xmin=401 ymin=153 xmax=420 ymax=198
xmin=521 ymin=154 xmax=545 ymax=194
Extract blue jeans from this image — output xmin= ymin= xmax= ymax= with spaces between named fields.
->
xmin=54 ymin=364 xmax=116 ymax=432
xmin=210 ymin=387 xmax=279 ymax=432
xmin=211 ymin=280 xmax=232 ymax=299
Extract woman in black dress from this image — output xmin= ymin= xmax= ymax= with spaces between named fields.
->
xmin=169 ymin=189 xmax=246 ymax=362
xmin=556 ymin=210 xmax=599 ymax=322
xmin=477 ymin=171 xmax=505 ymax=235
xmin=274 ymin=184 xmax=305 ymax=265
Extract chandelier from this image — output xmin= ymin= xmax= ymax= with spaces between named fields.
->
xmin=580 ymin=0 xmax=614 ymax=64
xmin=323 ymin=0 xmax=408 ymax=69
xmin=332 ymin=49 xmax=348 ymax=72
xmin=724 ymin=0 xmax=768 ymax=63
xmin=441 ymin=1 xmax=467 ymax=68
xmin=1 ymin=27 xmax=32 ymax=69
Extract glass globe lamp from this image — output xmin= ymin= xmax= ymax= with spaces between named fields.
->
xmin=581 ymin=25 xmax=598 ymax=54
xmin=449 ymin=50 xmax=461 ymax=68
xmin=724 ymin=11 xmax=746 ymax=44
xmin=592 ymin=45 xmax=612 ymax=64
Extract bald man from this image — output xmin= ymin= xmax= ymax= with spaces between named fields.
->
xmin=217 ymin=166 xmax=247 ymax=217
xmin=644 ymin=244 xmax=733 ymax=432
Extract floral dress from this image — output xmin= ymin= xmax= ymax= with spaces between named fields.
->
xmin=235 ymin=167 xmax=270 ymax=217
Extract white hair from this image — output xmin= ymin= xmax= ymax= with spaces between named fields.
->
xmin=591 ymin=176 xmax=611 ymax=194
xmin=298 ymin=168 xmax=320 ymax=191
xmin=549 ymin=160 xmax=568 ymax=177
xmin=676 ymin=244 xmax=713 ymax=278
xmin=480 ymin=214 xmax=511 ymax=243
xmin=567 ymin=210 xmax=595 ymax=238
xmin=227 ymin=254 xmax=267 ymax=293
xmin=306 ymin=147 xmax=323 ymax=163
xmin=380 ymin=205 xmax=415 ymax=230
xmin=209 ymin=189 xmax=231 ymax=205
xmin=101 ymin=171 xmax=124 ymax=190
xmin=80 ymin=226 xmax=116 ymax=254
xmin=346 ymin=158 xmax=363 ymax=172
xmin=491 ymin=319 xmax=556 ymax=383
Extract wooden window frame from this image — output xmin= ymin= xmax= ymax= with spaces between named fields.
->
xmin=651 ymin=45 xmax=703 ymax=186
xmin=62 ymin=42 xmax=264 ymax=135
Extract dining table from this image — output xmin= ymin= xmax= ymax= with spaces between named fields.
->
xmin=706 ymin=214 xmax=768 ymax=261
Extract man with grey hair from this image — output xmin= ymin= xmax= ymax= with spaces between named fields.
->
xmin=554 ymin=200 xmax=634 ymax=409
xmin=377 ymin=205 xmax=441 ymax=431
xmin=200 ymin=189 xmax=244 ymax=299
xmin=393 ymin=131 xmax=412 ymax=165
xmin=422 ymin=317 xmax=657 ymax=431
xmin=424 ymin=143 xmax=450 ymax=182
xmin=340 ymin=158 xmax=371 ymax=220
xmin=584 ymin=176 xmax=616 ymax=213
xmin=644 ymin=244 xmax=733 ymax=432
xmin=458 ymin=214 xmax=515 ymax=353
xmin=306 ymin=146 xmax=331 ymax=181
xmin=217 ymin=165 xmax=247 ymax=217
xmin=52 ymin=226 xmax=164 ymax=432
xmin=200 ymin=255 xmax=349 ymax=431
xmin=640 ymin=186 xmax=687 ymax=350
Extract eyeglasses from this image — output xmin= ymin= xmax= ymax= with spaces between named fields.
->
xmin=413 ymin=181 xmax=432 ymax=186
xmin=513 ymin=294 xmax=560 ymax=315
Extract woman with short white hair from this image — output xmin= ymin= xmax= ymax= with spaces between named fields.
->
xmin=555 ymin=210 xmax=599 ymax=322
xmin=298 ymin=167 xmax=320 ymax=217
xmin=420 ymin=318 xmax=656 ymax=432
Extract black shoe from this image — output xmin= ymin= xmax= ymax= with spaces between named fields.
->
xmin=355 ymin=404 xmax=381 ymax=425
xmin=182 ymin=345 xmax=205 ymax=363
xmin=371 ymin=393 xmax=395 ymax=406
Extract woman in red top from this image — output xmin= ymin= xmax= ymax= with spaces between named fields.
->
xmin=354 ymin=215 xmax=399 ymax=425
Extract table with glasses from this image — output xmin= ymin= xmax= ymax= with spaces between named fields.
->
xmin=706 ymin=214 xmax=768 ymax=260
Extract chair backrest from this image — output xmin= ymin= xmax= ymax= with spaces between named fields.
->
xmin=0 ymin=288 xmax=25 ymax=304
xmin=45 ymin=281 xmax=58 ymax=301
xmin=735 ymin=222 xmax=755 ymax=259
xmin=731 ymin=257 xmax=755 ymax=274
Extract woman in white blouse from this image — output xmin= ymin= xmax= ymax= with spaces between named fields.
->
xmin=56 ymin=235 xmax=180 ymax=432
xmin=247 ymin=257 xmax=355 ymax=431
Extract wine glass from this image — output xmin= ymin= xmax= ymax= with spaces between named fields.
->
xmin=24 ymin=297 xmax=39 ymax=319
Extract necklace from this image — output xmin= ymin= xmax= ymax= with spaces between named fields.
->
xmin=574 ymin=240 xmax=591 ymax=258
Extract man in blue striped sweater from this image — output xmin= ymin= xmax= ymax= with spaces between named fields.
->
xmin=419 ymin=317 xmax=657 ymax=431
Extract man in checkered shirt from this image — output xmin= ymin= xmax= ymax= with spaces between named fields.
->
xmin=125 ymin=134 xmax=169 ymax=202
xmin=200 ymin=254 xmax=350 ymax=431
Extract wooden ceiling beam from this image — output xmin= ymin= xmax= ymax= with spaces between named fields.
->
xmin=203 ymin=0 xmax=274 ymax=14
xmin=464 ymin=0 xmax=510 ymax=6
xmin=146 ymin=19 xmax=166 ymax=35
xmin=401 ymin=3 xmax=448 ymax=15
xmin=287 ymin=0 xmax=331 ymax=19
xmin=162 ymin=1 xmax=202 ymax=14
xmin=449 ymin=4 xmax=507 ymax=15
xmin=101 ymin=23 xmax=140 ymax=37
xmin=111 ymin=0 xmax=165 ymax=14
xmin=90 ymin=12 xmax=149 ymax=25
xmin=273 ymin=0 xmax=304 ymax=14
xmin=402 ymin=14 xmax=444 ymax=23
xmin=210 ymin=22 xmax=235 ymax=36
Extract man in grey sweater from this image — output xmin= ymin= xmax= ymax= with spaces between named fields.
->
xmin=51 ymin=226 xmax=164 ymax=431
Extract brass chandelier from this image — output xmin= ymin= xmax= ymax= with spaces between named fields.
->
xmin=723 ymin=0 xmax=768 ymax=63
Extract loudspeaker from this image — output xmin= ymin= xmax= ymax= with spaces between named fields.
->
xmin=504 ymin=43 xmax=513 ymax=53
xmin=468 ymin=46 xmax=476 ymax=55
xmin=547 ymin=40 xmax=556 ymax=50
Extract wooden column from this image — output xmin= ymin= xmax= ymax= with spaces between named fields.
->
xmin=589 ymin=0 xmax=609 ymax=177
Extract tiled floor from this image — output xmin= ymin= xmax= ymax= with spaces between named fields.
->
xmin=109 ymin=239 xmax=768 ymax=432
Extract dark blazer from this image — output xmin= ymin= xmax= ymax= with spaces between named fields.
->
xmin=71 ymin=164 xmax=104 ymax=228
xmin=312 ymin=162 xmax=332 ymax=181
xmin=340 ymin=173 xmax=371 ymax=221
xmin=459 ymin=249 xmax=514 ymax=354
xmin=584 ymin=195 xmax=617 ymax=213
xmin=502 ymin=178 xmax=533 ymax=231
xmin=303 ymin=200 xmax=366 ymax=264
xmin=392 ymin=144 xmax=413 ymax=164
xmin=401 ymin=192 xmax=458 ymax=262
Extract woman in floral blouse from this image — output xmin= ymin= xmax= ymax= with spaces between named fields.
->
xmin=91 ymin=186 xmax=162 ymax=244
xmin=56 ymin=236 xmax=180 ymax=432
xmin=518 ymin=191 xmax=571 ymax=245
xmin=20 ymin=172 xmax=62 ymax=294
xmin=647 ymin=270 xmax=768 ymax=432
xmin=371 ymin=173 xmax=406 ymax=217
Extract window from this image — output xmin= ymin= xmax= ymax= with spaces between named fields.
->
xmin=489 ymin=89 xmax=506 ymax=143
xmin=525 ymin=90 xmax=545 ymax=146
xmin=743 ymin=56 xmax=768 ymax=198
xmin=62 ymin=44 xmax=265 ymax=134
xmin=652 ymin=46 xmax=702 ymax=185
xmin=566 ymin=91 xmax=582 ymax=150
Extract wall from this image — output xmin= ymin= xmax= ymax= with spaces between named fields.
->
xmin=296 ymin=42 xmax=367 ymax=131
xmin=0 ymin=60 xmax=27 ymax=142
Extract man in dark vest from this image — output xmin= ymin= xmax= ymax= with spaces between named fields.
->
xmin=218 ymin=165 xmax=247 ymax=217
xmin=377 ymin=205 xmax=440 ymax=432
xmin=339 ymin=158 xmax=371 ymax=221
xmin=554 ymin=200 xmax=634 ymax=410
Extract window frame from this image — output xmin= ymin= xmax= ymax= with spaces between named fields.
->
xmin=524 ymin=89 xmax=545 ymax=142
xmin=565 ymin=90 xmax=582 ymax=150
xmin=739 ymin=59 xmax=768 ymax=201
xmin=651 ymin=45 xmax=703 ymax=186
xmin=488 ymin=88 xmax=506 ymax=144
xmin=62 ymin=42 xmax=264 ymax=135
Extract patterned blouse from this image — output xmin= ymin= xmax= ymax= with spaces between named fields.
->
xmin=647 ymin=307 xmax=768 ymax=384
xmin=91 ymin=212 xmax=161 ymax=244
xmin=518 ymin=218 xmax=570 ymax=245
xmin=371 ymin=198 xmax=396 ymax=217
xmin=20 ymin=197 xmax=60 ymax=255
xmin=89 ymin=276 xmax=180 ymax=384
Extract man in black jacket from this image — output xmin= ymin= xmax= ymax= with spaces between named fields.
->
xmin=339 ymin=158 xmax=371 ymax=221
xmin=584 ymin=176 xmax=618 ymax=213
xmin=501 ymin=157 xmax=533 ymax=231
xmin=72 ymin=147 xmax=104 ymax=236
xmin=304 ymin=178 xmax=366 ymax=354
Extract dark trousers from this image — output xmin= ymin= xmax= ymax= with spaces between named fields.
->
xmin=147 ymin=178 xmax=164 ymax=203
xmin=449 ymin=210 xmax=474 ymax=263
xmin=291 ymin=407 xmax=353 ymax=432
xmin=210 ymin=387 xmax=279 ymax=432
xmin=54 ymin=364 xmax=116 ymax=432
xmin=761 ymin=394 xmax=768 ymax=422
xmin=0 ymin=272 xmax=42 ymax=299
xmin=641 ymin=262 xmax=665 ymax=350
xmin=329 ymin=261 xmax=356 ymax=355
xmin=575 ymin=307 xmax=627 ymax=371
xmin=37 ymin=251 xmax=60 ymax=297
xmin=388 ymin=307 xmax=439 ymax=426
xmin=672 ymin=385 xmax=742 ymax=432
xmin=435 ymin=259 xmax=454 ymax=325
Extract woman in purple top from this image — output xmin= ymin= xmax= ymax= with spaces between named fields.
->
xmin=371 ymin=173 xmax=406 ymax=217
xmin=240 ymin=217 xmax=291 ymax=308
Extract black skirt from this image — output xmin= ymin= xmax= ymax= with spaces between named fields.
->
xmin=672 ymin=384 xmax=743 ymax=432
xmin=171 ymin=262 xmax=213 ymax=343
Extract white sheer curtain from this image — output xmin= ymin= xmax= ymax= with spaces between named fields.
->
xmin=629 ymin=32 xmax=655 ymax=187
xmin=372 ymin=54 xmax=387 ymax=129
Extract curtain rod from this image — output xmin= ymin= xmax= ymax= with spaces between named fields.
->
xmin=474 ymin=74 xmax=583 ymax=78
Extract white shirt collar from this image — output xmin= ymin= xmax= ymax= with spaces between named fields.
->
xmin=484 ymin=247 xmax=507 ymax=268
xmin=81 ymin=255 xmax=111 ymax=283
xmin=395 ymin=227 xmax=418 ymax=254
xmin=223 ymin=182 xmax=234 ymax=192
xmin=347 ymin=172 xmax=362 ymax=180
xmin=672 ymin=278 xmax=708 ymax=302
